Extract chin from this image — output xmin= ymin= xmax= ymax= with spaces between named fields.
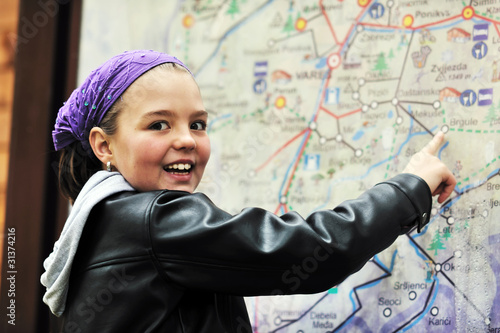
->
xmin=164 ymin=183 xmax=197 ymax=193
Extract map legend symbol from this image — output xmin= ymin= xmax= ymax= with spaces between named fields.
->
xmin=253 ymin=79 xmax=267 ymax=94
xmin=254 ymin=61 xmax=268 ymax=77
xmin=473 ymin=24 xmax=488 ymax=41
xmin=369 ymin=3 xmax=384 ymax=19
xmin=325 ymin=87 xmax=340 ymax=105
xmin=253 ymin=61 xmax=268 ymax=94
xmin=478 ymin=88 xmax=493 ymax=106
xmin=304 ymin=154 xmax=320 ymax=171
xmin=472 ymin=42 xmax=488 ymax=59
xmin=460 ymin=90 xmax=477 ymax=106
xmin=411 ymin=45 xmax=431 ymax=68
xmin=327 ymin=53 xmax=341 ymax=69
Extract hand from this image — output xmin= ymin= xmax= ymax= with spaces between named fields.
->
xmin=402 ymin=131 xmax=457 ymax=203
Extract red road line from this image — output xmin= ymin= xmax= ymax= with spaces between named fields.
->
xmin=360 ymin=14 xmax=462 ymax=31
xmin=475 ymin=13 xmax=500 ymax=26
xmin=283 ymin=129 xmax=312 ymax=196
xmin=315 ymin=73 xmax=332 ymax=120
xmin=320 ymin=0 xmax=340 ymax=45
xmin=345 ymin=1 xmax=375 ymax=46
xmin=255 ymin=128 xmax=308 ymax=173
xmin=359 ymin=22 xmax=402 ymax=29
xmin=412 ymin=14 xmax=462 ymax=30
xmin=494 ymin=23 xmax=500 ymax=37
xmin=320 ymin=106 xmax=362 ymax=119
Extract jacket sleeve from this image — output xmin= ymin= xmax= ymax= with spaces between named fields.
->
xmin=147 ymin=173 xmax=431 ymax=296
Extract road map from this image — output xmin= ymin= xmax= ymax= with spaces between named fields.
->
xmin=80 ymin=0 xmax=500 ymax=331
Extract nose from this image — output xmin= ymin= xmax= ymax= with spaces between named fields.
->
xmin=172 ymin=127 xmax=196 ymax=150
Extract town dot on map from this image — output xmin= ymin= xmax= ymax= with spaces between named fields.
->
xmin=295 ymin=17 xmax=307 ymax=32
xmin=462 ymin=6 xmax=474 ymax=20
xmin=358 ymin=0 xmax=369 ymax=7
xmin=275 ymin=96 xmax=286 ymax=109
xmin=182 ymin=14 xmax=194 ymax=28
xmin=327 ymin=53 xmax=341 ymax=69
xmin=431 ymin=307 xmax=439 ymax=316
xmin=403 ymin=15 xmax=414 ymax=28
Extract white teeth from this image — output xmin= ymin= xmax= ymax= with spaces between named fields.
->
xmin=166 ymin=163 xmax=192 ymax=171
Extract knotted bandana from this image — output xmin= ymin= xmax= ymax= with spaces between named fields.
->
xmin=52 ymin=50 xmax=190 ymax=153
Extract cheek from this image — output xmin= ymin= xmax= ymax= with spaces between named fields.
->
xmin=117 ymin=137 xmax=160 ymax=167
xmin=199 ymin=138 xmax=211 ymax=165
xmin=137 ymin=140 xmax=166 ymax=164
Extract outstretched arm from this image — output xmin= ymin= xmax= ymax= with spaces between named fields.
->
xmin=403 ymin=131 xmax=457 ymax=203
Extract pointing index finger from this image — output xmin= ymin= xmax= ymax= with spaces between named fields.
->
xmin=422 ymin=131 xmax=445 ymax=155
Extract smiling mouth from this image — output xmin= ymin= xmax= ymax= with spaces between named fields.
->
xmin=164 ymin=163 xmax=193 ymax=175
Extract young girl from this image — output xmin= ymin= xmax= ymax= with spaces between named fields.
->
xmin=41 ymin=50 xmax=455 ymax=333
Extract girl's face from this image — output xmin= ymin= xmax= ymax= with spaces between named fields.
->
xmin=108 ymin=68 xmax=210 ymax=193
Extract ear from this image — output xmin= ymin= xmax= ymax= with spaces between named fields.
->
xmin=89 ymin=127 xmax=112 ymax=164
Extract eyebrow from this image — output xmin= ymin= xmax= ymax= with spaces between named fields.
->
xmin=142 ymin=110 xmax=208 ymax=119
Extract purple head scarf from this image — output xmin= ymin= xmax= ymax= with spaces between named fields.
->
xmin=52 ymin=50 xmax=191 ymax=153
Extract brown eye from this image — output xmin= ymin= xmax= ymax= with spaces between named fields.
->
xmin=150 ymin=121 xmax=169 ymax=130
xmin=191 ymin=121 xmax=206 ymax=131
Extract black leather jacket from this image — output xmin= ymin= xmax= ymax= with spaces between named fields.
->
xmin=59 ymin=174 xmax=431 ymax=332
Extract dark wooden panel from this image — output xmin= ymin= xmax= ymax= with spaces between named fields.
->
xmin=0 ymin=1 xmax=81 ymax=332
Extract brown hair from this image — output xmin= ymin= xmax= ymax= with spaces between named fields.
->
xmin=56 ymin=62 xmax=191 ymax=203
